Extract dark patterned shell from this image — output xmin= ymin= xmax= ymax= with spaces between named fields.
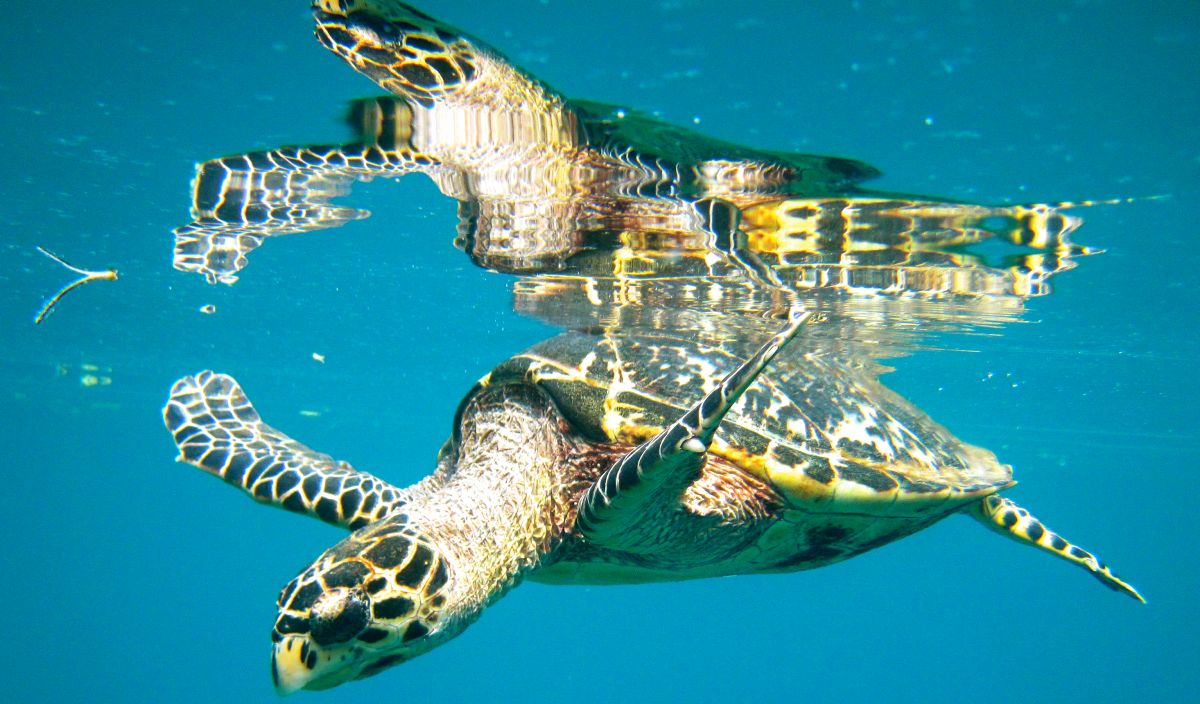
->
xmin=468 ymin=327 xmax=1010 ymax=515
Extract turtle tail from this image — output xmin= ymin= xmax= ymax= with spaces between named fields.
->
xmin=968 ymin=494 xmax=1145 ymax=603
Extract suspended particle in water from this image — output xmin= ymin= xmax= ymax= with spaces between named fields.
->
xmin=80 ymin=373 xmax=112 ymax=388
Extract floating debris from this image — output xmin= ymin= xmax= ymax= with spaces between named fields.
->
xmin=33 ymin=246 xmax=119 ymax=325
xmin=312 ymin=353 xmax=326 ymax=364
xmin=199 ymin=304 xmax=217 ymax=314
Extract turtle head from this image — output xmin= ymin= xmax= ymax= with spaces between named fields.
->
xmin=270 ymin=518 xmax=457 ymax=694
xmin=312 ymin=0 xmax=481 ymax=106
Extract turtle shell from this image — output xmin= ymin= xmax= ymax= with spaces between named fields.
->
xmin=463 ymin=326 xmax=1011 ymax=516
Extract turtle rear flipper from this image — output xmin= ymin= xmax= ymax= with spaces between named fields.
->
xmin=576 ymin=309 xmax=812 ymax=551
xmin=968 ymin=495 xmax=1145 ymax=602
xmin=163 ymin=371 xmax=404 ymax=529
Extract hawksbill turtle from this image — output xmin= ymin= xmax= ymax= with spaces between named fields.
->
xmin=164 ymin=310 xmax=1142 ymax=693
xmin=160 ymin=0 xmax=1140 ymax=693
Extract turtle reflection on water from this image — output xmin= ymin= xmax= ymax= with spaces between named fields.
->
xmin=173 ymin=0 xmax=1093 ymax=284
xmin=163 ymin=0 xmax=1143 ymax=695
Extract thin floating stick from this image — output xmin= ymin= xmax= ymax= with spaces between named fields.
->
xmin=33 ymin=246 xmax=119 ymax=325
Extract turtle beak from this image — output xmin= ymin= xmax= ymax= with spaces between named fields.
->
xmin=272 ymin=636 xmax=357 ymax=695
xmin=271 ymin=636 xmax=313 ymax=696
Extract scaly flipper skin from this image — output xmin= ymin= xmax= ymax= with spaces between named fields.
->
xmin=313 ymin=0 xmax=492 ymax=107
xmin=576 ymin=309 xmax=813 ymax=549
xmin=968 ymin=495 xmax=1144 ymax=602
xmin=173 ymin=136 xmax=439 ymax=284
xmin=163 ymin=371 xmax=405 ymax=529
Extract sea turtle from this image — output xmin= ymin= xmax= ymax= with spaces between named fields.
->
xmin=163 ymin=311 xmax=1142 ymax=693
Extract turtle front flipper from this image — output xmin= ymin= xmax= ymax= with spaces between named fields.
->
xmin=173 ymin=128 xmax=439 ymax=285
xmin=968 ymin=495 xmax=1145 ymax=602
xmin=576 ymin=309 xmax=812 ymax=550
xmin=163 ymin=371 xmax=405 ymax=529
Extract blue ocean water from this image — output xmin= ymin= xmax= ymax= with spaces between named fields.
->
xmin=2 ymin=1 xmax=1197 ymax=702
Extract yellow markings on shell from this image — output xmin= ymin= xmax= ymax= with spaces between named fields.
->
xmin=738 ymin=203 xmax=788 ymax=254
xmin=518 ymin=349 xmax=649 ymax=444
xmin=521 ymin=352 xmax=598 ymax=385
xmin=738 ymin=197 xmax=1102 ymax=264
xmin=600 ymin=368 xmax=651 ymax=444
xmin=882 ymin=417 xmax=939 ymax=471
xmin=760 ymin=455 xmax=837 ymax=504
xmin=825 ymin=405 xmax=893 ymax=458
xmin=785 ymin=417 xmax=809 ymax=437
xmin=606 ymin=422 xmax=663 ymax=446
xmin=708 ymin=440 xmax=771 ymax=482
xmin=708 ymin=429 xmax=999 ymax=517
xmin=611 ymin=236 xmax=660 ymax=277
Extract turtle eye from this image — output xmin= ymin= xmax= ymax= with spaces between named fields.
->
xmin=309 ymin=588 xmax=371 ymax=646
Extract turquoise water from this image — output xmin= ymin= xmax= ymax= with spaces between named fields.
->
xmin=3 ymin=1 xmax=1198 ymax=702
